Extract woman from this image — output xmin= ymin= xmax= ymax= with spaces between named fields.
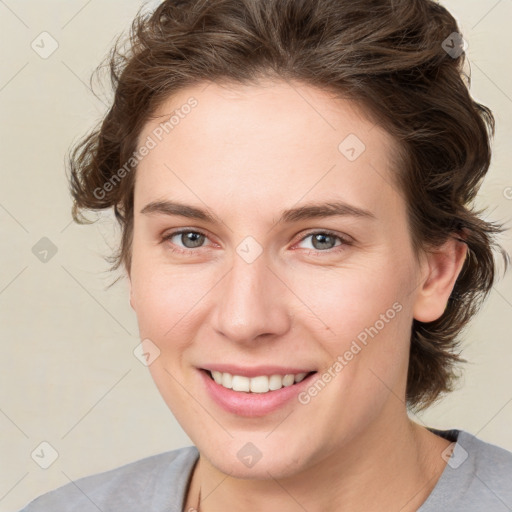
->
xmin=20 ymin=0 xmax=512 ymax=510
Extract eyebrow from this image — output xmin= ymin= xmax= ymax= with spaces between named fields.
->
xmin=140 ymin=199 xmax=376 ymax=224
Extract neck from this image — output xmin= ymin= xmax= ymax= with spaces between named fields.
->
xmin=186 ymin=415 xmax=451 ymax=512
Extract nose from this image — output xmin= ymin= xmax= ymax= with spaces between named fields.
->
xmin=210 ymin=250 xmax=293 ymax=345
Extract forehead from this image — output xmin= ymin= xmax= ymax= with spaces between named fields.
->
xmin=134 ymin=79 xmax=403 ymax=221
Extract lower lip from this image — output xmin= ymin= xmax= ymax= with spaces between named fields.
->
xmin=198 ymin=369 xmax=317 ymax=417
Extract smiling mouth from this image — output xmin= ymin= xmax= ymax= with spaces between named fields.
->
xmin=203 ymin=369 xmax=317 ymax=394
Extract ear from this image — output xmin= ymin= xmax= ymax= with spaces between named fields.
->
xmin=413 ymin=236 xmax=468 ymax=323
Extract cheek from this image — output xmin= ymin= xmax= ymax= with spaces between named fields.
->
xmin=287 ymin=259 xmax=413 ymax=397
xmin=130 ymin=237 xmax=211 ymax=339
xmin=288 ymin=261 xmax=406 ymax=343
xmin=132 ymin=272 xmax=204 ymax=347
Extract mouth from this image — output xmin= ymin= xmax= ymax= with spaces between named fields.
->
xmin=198 ymin=366 xmax=319 ymax=417
xmin=201 ymin=368 xmax=318 ymax=394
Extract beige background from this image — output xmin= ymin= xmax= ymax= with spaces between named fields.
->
xmin=1 ymin=1 xmax=511 ymax=510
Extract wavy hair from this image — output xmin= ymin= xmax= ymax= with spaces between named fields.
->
xmin=67 ymin=0 xmax=509 ymax=412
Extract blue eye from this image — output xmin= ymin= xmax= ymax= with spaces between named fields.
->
xmin=162 ymin=229 xmax=210 ymax=255
xmin=297 ymin=231 xmax=346 ymax=251
xmin=166 ymin=230 xmax=206 ymax=249
xmin=161 ymin=229 xmax=351 ymax=257
xmin=292 ymin=231 xmax=352 ymax=256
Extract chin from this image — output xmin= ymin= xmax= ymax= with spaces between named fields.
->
xmin=199 ymin=435 xmax=316 ymax=480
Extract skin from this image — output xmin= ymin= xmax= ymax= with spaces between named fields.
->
xmin=128 ymin=79 xmax=468 ymax=511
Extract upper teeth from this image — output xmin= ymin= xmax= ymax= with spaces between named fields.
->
xmin=210 ymin=371 xmax=309 ymax=393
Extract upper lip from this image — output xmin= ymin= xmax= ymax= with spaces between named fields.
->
xmin=200 ymin=364 xmax=316 ymax=378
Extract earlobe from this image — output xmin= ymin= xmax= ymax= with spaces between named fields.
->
xmin=413 ymin=236 xmax=468 ymax=323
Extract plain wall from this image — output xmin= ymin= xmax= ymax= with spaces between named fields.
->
xmin=1 ymin=1 xmax=511 ymax=510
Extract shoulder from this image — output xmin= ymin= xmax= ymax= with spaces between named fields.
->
xmin=459 ymin=429 xmax=512 ymax=483
xmin=18 ymin=445 xmax=199 ymax=512
xmin=421 ymin=429 xmax=512 ymax=511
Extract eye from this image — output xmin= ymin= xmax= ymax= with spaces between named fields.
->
xmin=161 ymin=228 xmax=352 ymax=256
xmin=295 ymin=230 xmax=351 ymax=253
xmin=161 ymin=229 xmax=211 ymax=254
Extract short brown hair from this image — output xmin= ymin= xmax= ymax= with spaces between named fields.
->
xmin=68 ymin=0 xmax=509 ymax=412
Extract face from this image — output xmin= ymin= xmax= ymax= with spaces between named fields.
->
xmin=129 ymin=79 xmax=427 ymax=479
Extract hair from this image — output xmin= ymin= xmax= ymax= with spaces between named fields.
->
xmin=68 ymin=0 xmax=509 ymax=412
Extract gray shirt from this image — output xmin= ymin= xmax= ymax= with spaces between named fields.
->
xmin=18 ymin=429 xmax=512 ymax=511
